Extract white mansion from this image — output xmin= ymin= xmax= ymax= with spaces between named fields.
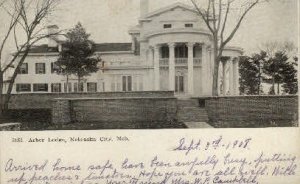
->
xmin=5 ymin=0 xmax=242 ymax=97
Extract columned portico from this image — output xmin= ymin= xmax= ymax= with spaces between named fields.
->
xmin=152 ymin=42 xmax=211 ymax=96
xmin=151 ymin=40 xmax=241 ymax=97
xmin=219 ymin=57 xmax=240 ymax=96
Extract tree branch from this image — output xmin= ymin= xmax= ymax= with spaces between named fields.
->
xmin=190 ymin=0 xmax=214 ymax=33
xmin=216 ymin=0 xmax=222 ymax=31
xmin=219 ymin=0 xmax=231 ymax=51
xmin=221 ymin=0 xmax=259 ymax=48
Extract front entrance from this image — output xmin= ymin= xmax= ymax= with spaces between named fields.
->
xmin=175 ymin=75 xmax=184 ymax=94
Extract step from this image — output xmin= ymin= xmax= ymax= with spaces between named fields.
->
xmin=177 ymin=107 xmax=209 ymax=122
xmin=177 ymin=99 xmax=199 ymax=107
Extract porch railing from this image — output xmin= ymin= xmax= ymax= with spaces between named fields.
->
xmin=194 ymin=58 xmax=202 ymax=66
xmin=175 ymin=58 xmax=188 ymax=65
xmin=159 ymin=58 xmax=202 ymax=67
xmin=159 ymin=58 xmax=169 ymax=66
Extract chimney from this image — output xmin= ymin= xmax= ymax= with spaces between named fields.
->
xmin=140 ymin=0 xmax=149 ymax=18
xmin=47 ymin=25 xmax=59 ymax=48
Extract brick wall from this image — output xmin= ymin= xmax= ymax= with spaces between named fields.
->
xmin=6 ymin=91 xmax=174 ymax=109
xmin=201 ymin=95 xmax=298 ymax=127
xmin=52 ymin=97 xmax=177 ymax=125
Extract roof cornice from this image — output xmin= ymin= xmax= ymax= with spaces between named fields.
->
xmin=140 ymin=2 xmax=199 ymax=20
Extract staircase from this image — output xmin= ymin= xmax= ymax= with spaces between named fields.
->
xmin=177 ymin=99 xmax=209 ymax=122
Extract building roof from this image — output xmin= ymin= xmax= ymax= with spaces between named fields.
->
xmin=94 ymin=43 xmax=132 ymax=52
xmin=27 ymin=44 xmax=59 ymax=53
xmin=27 ymin=43 xmax=133 ymax=54
xmin=142 ymin=2 xmax=199 ymax=19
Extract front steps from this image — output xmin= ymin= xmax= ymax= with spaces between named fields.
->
xmin=177 ymin=99 xmax=209 ymax=123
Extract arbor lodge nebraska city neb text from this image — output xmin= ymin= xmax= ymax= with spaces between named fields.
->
xmin=4 ymin=0 xmax=242 ymax=97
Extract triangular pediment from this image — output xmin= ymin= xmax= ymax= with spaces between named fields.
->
xmin=143 ymin=3 xmax=198 ymax=19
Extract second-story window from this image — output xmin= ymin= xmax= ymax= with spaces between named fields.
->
xmin=185 ymin=23 xmax=193 ymax=28
xmin=36 ymin=63 xmax=46 ymax=74
xmin=18 ymin=63 xmax=28 ymax=74
xmin=51 ymin=62 xmax=60 ymax=74
xmin=163 ymin=24 xmax=172 ymax=29
xmin=161 ymin=46 xmax=169 ymax=58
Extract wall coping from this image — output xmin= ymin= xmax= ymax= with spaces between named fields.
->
xmin=8 ymin=91 xmax=174 ymax=96
xmin=53 ymin=97 xmax=177 ymax=101
xmin=0 ymin=123 xmax=21 ymax=127
xmin=193 ymin=95 xmax=298 ymax=100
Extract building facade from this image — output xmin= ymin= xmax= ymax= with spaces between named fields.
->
xmin=5 ymin=1 xmax=243 ymax=97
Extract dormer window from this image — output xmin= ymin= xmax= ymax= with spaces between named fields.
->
xmin=163 ymin=24 xmax=172 ymax=29
xmin=185 ymin=23 xmax=193 ymax=28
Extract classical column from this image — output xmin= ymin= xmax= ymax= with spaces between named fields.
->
xmin=148 ymin=47 xmax=154 ymax=65
xmin=207 ymin=46 xmax=213 ymax=95
xmin=234 ymin=58 xmax=240 ymax=95
xmin=153 ymin=45 xmax=160 ymax=91
xmin=168 ymin=43 xmax=175 ymax=91
xmin=229 ymin=59 xmax=234 ymax=95
xmin=201 ymin=43 xmax=208 ymax=95
xmin=187 ymin=42 xmax=195 ymax=95
xmin=222 ymin=60 xmax=227 ymax=96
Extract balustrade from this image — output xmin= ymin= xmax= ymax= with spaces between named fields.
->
xmin=175 ymin=58 xmax=188 ymax=65
xmin=193 ymin=58 xmax=202 ymax=66
xmin=159 ymin=58 xmax=169 ymax=66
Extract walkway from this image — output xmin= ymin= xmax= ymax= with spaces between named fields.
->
xmin=185 ymin=122 xmax=213 ymax=129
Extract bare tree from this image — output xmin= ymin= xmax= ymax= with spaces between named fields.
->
xmin=260 ymin=40 xmax=296 ymax=58
xmin=0 ymin=0 xmax=60 ymax=116
xmin=190 ymin=0 xmax=263 ymax=96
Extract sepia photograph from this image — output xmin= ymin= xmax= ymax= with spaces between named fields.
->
xmin=0 ymin=0 xmax=298 ymax=131
xmin=0 ymin=1 xmax=299 ymax=184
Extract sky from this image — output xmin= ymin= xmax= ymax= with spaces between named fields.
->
xmin=0 ymin=0 xmax=298 ymax=61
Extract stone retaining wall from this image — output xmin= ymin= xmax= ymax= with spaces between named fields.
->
xmin=52 ymin=97 xmax=177 ymax=125
xmin=199 ymin=95 xmax=298 ymax=127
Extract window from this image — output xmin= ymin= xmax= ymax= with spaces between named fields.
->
xmin=74 ymin=82 xmax=84 ymax=92
xmin=51 ymin=62 xmax=60 ymax=74
xmin=87 ymin=83 xmax=97 ymax=92
xmin=64 ymin=83 xmax=72 ymax=93
xmin=16 ymin=84 xmax=31 ymax=92
xmin=185 ymin=23 xmax=193 ymax=28
xmin=33 ymin=83 xmax=48 ymax=92
xmin=175 ymin=45 xmax=188 ymax=58
xmin=163 ymin=24 xmax=172 ymax=29
xmin=161 ymin=46 xmax=169 ymax=58
xmin=18 ymin=63 xmax=28 ymax=74
xmin=51 ymin=83 xmax=61 ymax=93
xmin=122 ymin=76 xmax=132 ymax=92
xmin=35 ymin=63 xmax=46 ymax=74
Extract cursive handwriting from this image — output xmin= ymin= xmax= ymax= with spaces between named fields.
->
xmin=2 ymin=137 xmax=297 ymax=184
